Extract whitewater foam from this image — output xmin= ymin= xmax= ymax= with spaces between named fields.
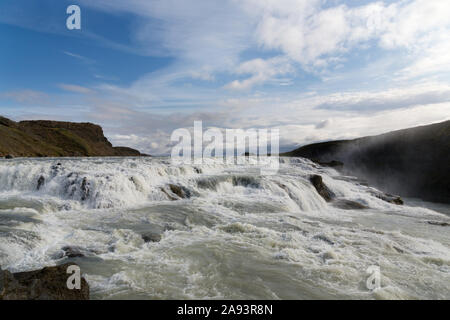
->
xmin=0 ymin=157 xmax=449 ymax=299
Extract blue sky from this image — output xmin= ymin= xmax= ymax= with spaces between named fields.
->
xmin=1 ymin=0 xmax=450 ymax=154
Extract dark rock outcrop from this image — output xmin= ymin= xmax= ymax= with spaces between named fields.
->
xmin=80 ymin=178 xmax=90 ymax=201
xmin=370 ymin=191 xmax=404 ymax=205
xmin=427 ymin=221 xmax=450 ymax=227
xmin=59 ymin=246 xmax=101 ymax=258
xmin=37 ymin=176 xmax=45 ymax=190
xmin=0 ymin=263 xmax=89 ymax=300
xmin=309 ymin=175 xmax=335 ymax=202
xmin=61 ymin=246 xmax=85 ymax=258
xmin=0 ymin=116 xmax=144 ymax=157
xmin=283 ymin=121 xmax=450 ymax=204
xmin=312 ymin=234 xmax=335 ymax=245
xmin=168 ymin=184 xmax=191 ymax=199
xmin=141 ymin=232 xmax=162 ymax=243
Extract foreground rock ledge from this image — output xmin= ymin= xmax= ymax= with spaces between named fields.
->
xmin=0 ymin=263 xmax=89 ymax=300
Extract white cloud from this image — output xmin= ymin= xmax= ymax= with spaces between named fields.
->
xmin=79 ymin=0 xmax=252 ymax=70
xmin=243 ymin=0 xmax=450 ymax=69
xmin=225 ymin=56 xmax=294 ymax=90
xmin=377 ymin=0 xmax=450 ymax=50
xmin=76 ymin=0 xmax=450 ymax=87
xmin=79 ymin=81 xmax=450 ymax=155
xmin=397 ymin=38 xmax=450 ymax=80
xmin=310 ymin=82 xmax=450 ymax=111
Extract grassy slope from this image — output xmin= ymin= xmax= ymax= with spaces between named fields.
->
xmin=0 ymin=116 xmax=142 ymax=157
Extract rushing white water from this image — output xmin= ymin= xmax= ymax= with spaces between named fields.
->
xmin=0 ymin=157 xmax=449 ymax=299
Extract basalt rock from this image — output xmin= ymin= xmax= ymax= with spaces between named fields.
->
xmin=0 ymin=263 xmax=89 ymax=300
xmin=37 ymin=176 xmax=45 ymax=190
xmin=61 ymin=246 xmax=85 ymax=258
xmin=312 ymin=234 xmax=335 ymax=245
xmin=80 ymin=178 xmax=90 ymax=201
xmin=382 ymin=195 xmax=403 ymax=205
xmin=309 ymin=175 xmax=335 ymax=202
xmin=427 ymin=221 xmax=450 ymax=227
xmin=194 ymin=167 xmax=202 ymax=174
xmin=168 ymin=184 xmax=191 ymax=199
xmin=141 ymin=232 xmax=162 ymax=243
xmin=370 ymin=190 xmax=403 ymax=205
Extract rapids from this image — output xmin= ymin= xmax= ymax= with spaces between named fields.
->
xmin=0 ymin=157 xmax=449 ymax=299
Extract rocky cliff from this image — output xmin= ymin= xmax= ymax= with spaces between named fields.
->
xmin=283 ymin=121 xmax=450 ymax=204
xmin=0 ymin=116 xmax=144 ymax=157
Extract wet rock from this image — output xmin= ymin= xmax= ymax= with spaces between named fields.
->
xmin=0 ymin=267 xmax=5 ymax=292
xmin=37 ymin=176 xmax=45 ymax=190
xmin=80 ymin=178 xmax=90 ymax=201
xmin=0 ymin=269 xmax=16 ymax=297
xmin=61 ymin=246 xmax=85 ymax=258
xmin=371 ymin=191 xmax=403 ymax=205
xmin=0 ymin=263 xmax=89 ymax=300
xmin=386 ymin=196 xmax=403 ymax=205
xmin=313 ymin=234 xmax=335 ymax=245
xmin=168 ymin=184 xmax=191 ymax=199
xmin=193 ymin=167 xmax=202 ymax=174
xmin=309 ymin=175 xmax=335 ymax=202
xmin=393 ymin=246 xmax=404 ymax=253
xmin=141 ymin=232 xmax=162 ymax=243
xmin=427 ymin=221 xmax=450 ymax=227
xmin=50 ymin=163 xmax=62 ymax=176
xmin=4 ymin=155 xmax=14 ymax=159
xmin=60 ymin=246 xmax=100 ymax=258
xmin=332 ymin=199 xmax=369 ymax=210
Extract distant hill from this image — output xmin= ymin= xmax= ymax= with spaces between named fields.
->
xmin=283 ymin=121 xmax=450 ymax=204
xmin=0 ymin=116 xmax=145 ymax=157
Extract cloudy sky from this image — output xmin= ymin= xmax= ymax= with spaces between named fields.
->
xmin=1 ymin=0 xmax=450 ymax=154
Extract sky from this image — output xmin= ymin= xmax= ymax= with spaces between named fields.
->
xmin=1 ymin=0 xmax=450 ymax=155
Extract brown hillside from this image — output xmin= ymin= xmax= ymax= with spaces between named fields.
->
xmin=0 ymin=116 xmax=144 ymax=157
